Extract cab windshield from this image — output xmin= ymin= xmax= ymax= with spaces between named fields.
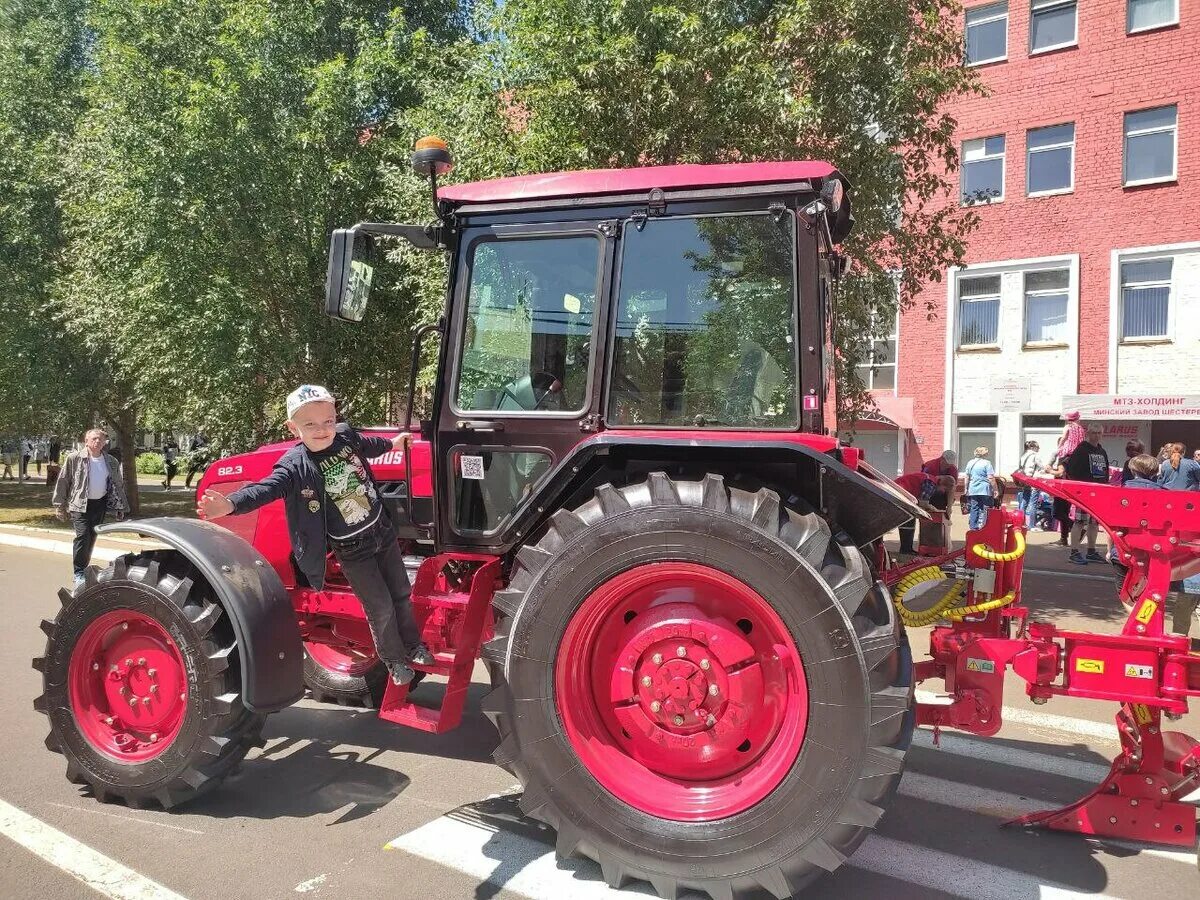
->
xmin=608 ymin=213 xmax=797 ymax=428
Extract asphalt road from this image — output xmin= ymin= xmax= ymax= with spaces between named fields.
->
xmin=0 ymin=544 xmax=1197 ymax=900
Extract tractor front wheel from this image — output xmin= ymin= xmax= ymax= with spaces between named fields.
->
xmin=35 ymin=552 xmax=266 ymax=808
xmin=302 ymin=642 xmax=388 ymax=707
xmin=482 ymin=473 xmax=912 ymax=900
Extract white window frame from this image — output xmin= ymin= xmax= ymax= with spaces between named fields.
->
xmin=1022 ymin=268 xmax=1071 ymax=347
xmin=1117 ymin=254 xmax=1174 ymax=344
xmin=965 ymin=2 xmax=1009 ymax=66
xmin=956 ymin=275 xmax=1003 ymax=349
xmin=961 ymin=135 xmax=1006 ymax=205
xmin=1123 ymin=105 xmax=1178 ymax=187
xmin=1029 ymin=0 xmax=1078 ymax=54
xmin=856 ymin=312 xmax=900 ymax=394
xmin=1026 ymin=123 xmax=1074 ymax=197
xmin=1127 ymin=0 xmax=1179 ymax=34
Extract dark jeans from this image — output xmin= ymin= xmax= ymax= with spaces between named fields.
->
xmin=333 ymin=520 xmax=421 ymax=667
xmin=898 ymin=519 xmax=916 ymax=554
xmin=71 ymin=497 xmax=108 ymax=578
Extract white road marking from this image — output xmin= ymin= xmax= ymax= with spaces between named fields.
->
xmin=387 ymin=804 xmax=1131 ymax=900
xmin=1024 ymin=567 xmax=1114 ymax=582
xmin=915 ymin=689 xmax=1119 ymax=742
xmin=45 ymin=801 xmax=205 ymax=835
xmin=294 ymin=873 xmax=328 ymax=893
xmin=0 ymin=798 xmax=188 ymax=900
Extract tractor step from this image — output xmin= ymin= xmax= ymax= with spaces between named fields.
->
xmin=377 ymin=554 xmax=501 ymax=734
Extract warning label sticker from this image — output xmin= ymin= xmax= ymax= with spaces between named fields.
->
xmin=965 ymin=657 xmax=996 ymax=674
xmin=1124 ymin=664 xmax=1154 ymax=680
xmin=1075 ymin=658 xmax=1105 ymax=674
xmin=1136 ymin=600 xmax=1158 ymax=625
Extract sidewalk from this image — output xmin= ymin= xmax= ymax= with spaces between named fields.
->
xmin=0 ymin=523 xmax=159 ymax=563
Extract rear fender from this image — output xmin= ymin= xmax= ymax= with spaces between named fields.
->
xmin=513 ymin=434 xmax=924 ymax=548
xmin=97 ymin=517 xmax=304 ymax=712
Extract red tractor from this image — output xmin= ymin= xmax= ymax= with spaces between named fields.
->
xmin=34 ymin=142 xmax=1200 ymax=898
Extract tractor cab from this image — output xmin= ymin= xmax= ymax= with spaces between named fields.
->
xmin=324 ymin=140 xmax=889 ymax=555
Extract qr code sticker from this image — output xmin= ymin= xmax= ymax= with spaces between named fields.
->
xmin=460 ymin=454 xmax=486 ymax=480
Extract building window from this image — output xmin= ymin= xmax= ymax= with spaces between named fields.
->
xmin=1023 ymin=269 xmax=1069 ymax=344
xmin=961 ymin=136 xmax=1005 ymax=204
xmin=1123 ymin=105 xmax=1177 ymax=185
xmin=1120 ymin=258 xmax=1172 ymax=340
xmin=1030 ymin=0 xmax=1077 ymax=52
xmin=1128 ymin=0 xmax=1178 ymax=33
xmin=856 ymin=317 xmax=898 ymax=391
xmin=965 ymin=2 xmax=1008 ymax=65
xmin=1026 ymin=124 xmax=1074 ymax=195
xmin=958 ymin=275 xmax=1001 ymax=347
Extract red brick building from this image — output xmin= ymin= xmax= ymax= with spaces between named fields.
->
xmin=851 ymin=0 xmax=1200 ymax=477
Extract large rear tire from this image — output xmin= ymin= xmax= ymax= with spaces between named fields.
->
xmin=35 ymin=552 xmax=266 ymax=808
xmin=482 ymin=473 xmax=913 ymax=899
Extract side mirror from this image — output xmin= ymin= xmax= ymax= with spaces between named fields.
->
xmin=325 ymin=229 xmax=375 ymax=322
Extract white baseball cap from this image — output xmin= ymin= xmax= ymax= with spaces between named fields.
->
xmin=286 ymin=384 xmax=335 ymax=420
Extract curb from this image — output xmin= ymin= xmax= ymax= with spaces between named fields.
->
xmin=0 ymin=526 xmax=159 ymax=563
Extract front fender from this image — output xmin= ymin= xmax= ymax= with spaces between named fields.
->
xmin=98 ymin=517 xmax=304 ymax=712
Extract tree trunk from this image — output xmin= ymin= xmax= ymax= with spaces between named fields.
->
xmin=109 ymin=406 xmax=140 ymax=516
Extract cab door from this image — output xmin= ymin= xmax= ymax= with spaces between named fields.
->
xmin=434 ymin=220 xmax=615 ymax=551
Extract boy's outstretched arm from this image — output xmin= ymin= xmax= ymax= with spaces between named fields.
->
xmin=198 ymin=466 xmax=293 ymax=519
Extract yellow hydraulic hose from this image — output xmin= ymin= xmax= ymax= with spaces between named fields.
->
xmin=970 ymin=529 xmax=1026 ymax=563
xmin=892 ymin=529 xmax=1025 ymax=626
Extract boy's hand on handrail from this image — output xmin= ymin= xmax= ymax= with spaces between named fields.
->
xmin=391 ymin=432 xmax=412 ymax=452
xmin=198 ymin=489 xmax=234 ymax=519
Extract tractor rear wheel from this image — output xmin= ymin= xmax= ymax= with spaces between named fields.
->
xmin=482 ymin=473 xmax=912 ymax=900
xmin=302 ymin=643 xmax=387 ymax=707
xmin=35 ymin=552 xmax=266 ymax=808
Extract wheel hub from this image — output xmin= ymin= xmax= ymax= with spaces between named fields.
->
xmin=68 ymin=610 xmax=188 ymax=762
xmin=555 ymin=562 xmax=809 ymax=821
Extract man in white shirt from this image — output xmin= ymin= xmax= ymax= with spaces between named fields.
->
xmin=51 ymin=428 xmax=129 ymax=590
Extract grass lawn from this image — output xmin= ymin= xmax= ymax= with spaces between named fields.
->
xmin=0 ymin=481 xmax=196 ymax=529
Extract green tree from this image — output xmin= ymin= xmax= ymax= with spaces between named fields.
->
xmin=393 ymin=0 xmax=979 ymax=420
xmin=59 ymin=0 xmax=466 ymax=453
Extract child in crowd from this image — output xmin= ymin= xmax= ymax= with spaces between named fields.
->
xmin=198 ymin=385 xmax=432 ymax=686
xmin=1056 ymin=411 xmax=1085 ymax=459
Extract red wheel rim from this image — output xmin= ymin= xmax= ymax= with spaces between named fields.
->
xmin=67 ymin=610 xmax=188 ymax=762
xmin=304 ymin=641 xmax=379 ymax=677
xmin=555 ymin=562 xmax=808 ymax=821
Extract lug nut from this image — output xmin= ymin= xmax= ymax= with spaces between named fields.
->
xmin=121 ymin=623 xmax=128 ymax=631
xmin=92 ymin=662 xmax=100 ymax=671
xmin=650 ymin=701 xmax=662 ymax=713
xmin=673 ymin=715 xmax=685 ymax=726
xmin=149 ymin=733 xmax=158 ymax=743
xmin=699 ymin=659 xmax=710 ymax=670
xmin=676 ymin=646 xmax=687 ymax=658
xmin=137 ymin=657 xmax=146 ymax=666
xmin=142 ymin=697 xmax=151 ymax=705
xmin=127 ymin=696 xmax=137 ymax=707
xmin=708 ymin=684 xmax=719 ymax=696
xmin=148 ymin=669 xmax=157 ymax=679
xmin=118 ymin=687 xmax=127 ymax=696
xmin=104 ymin=716 xmax=114 ymax=725
xmin=124 ymin=658 xmax=133 ymax=667
xmin=706 ymin=714 xmax=716 ymax=727
xmin=641 ymin=676 xmax=652 ymax=687
xmin=652 ymin=653 xmax=663 ymax=665
xmin=150 ymin=685 xmax=158 ymax=694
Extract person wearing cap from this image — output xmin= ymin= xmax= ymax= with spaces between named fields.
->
xmin=197 ymin=385 xmax=433 ymax=687
xmin=921 ymin=449 xmax=959 ymax=481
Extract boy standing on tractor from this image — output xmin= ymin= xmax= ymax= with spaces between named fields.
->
xmin=197 ymin=384 xmax=433 ymax=686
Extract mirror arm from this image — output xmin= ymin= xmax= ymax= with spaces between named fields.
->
xmin=353 ymin=221 xmax=444 ymax=250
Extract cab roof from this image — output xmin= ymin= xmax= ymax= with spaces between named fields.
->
xmin=438 ymin=160 xmax=839 ymax=206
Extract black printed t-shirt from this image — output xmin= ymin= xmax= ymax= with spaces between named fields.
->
xmin=1064 ymin=441 xmax=1110 ymax=484
xmin=306 ymin=435 xmax=383 ymax=541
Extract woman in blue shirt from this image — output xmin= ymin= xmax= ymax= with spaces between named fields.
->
xmin=963 ymin=447 xmax=997 ymax=531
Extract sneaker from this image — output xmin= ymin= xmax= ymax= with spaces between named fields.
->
xmin=1068 ymin=550 xmax=1087 ymax=566
xmin=72 ymin=574 xmax=85 ymax=592
xmin=408 ymin=645 xmax=436 ymax=667
xmin=389 ymin=663 xmax=415 ymax=686
xmin=1086 ymin=549 xmax=1104 ymax=562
